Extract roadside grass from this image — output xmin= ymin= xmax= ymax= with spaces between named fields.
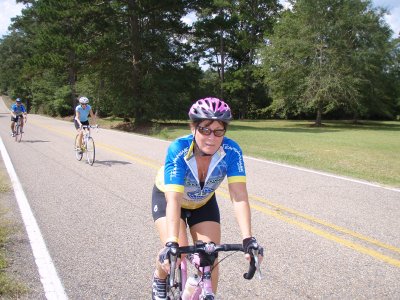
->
xmin=0 ymin=171 xmax=27 ymax=297
xmin=150 ymin=119 xmax=400 ymax=188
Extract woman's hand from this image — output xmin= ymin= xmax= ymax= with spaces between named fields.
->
xmin=158 ymin=241 xmax=179 ymax=273
xmin=243 ymin=237 xmax=264 ymax=264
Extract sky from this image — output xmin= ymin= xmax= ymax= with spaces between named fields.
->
xmin=1 ymin=0 xmax=399 ymax=39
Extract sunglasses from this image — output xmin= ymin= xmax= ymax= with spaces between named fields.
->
xmin=197 ymin=126 xmax=226 ymax=137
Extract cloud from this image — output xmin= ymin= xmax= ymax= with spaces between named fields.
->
xmin=383 ymin=6 xmax=400 ymax=36
xmin=0 ymin=0 xmax=24 ymax=38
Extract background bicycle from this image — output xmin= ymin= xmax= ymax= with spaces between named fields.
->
xmin=13 ymin=116 xmax=24 ymax=142
xmin=74 ymin=125 xmax=98 ymax=165
xmin=167 ymin=241 xmax=262 ymax=300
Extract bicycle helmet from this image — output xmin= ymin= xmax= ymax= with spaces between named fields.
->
xmin=188 ymin=97 xmax=232 ymax=123
xmin=79 ymin=96 xmax=89 ymax=104
xmin=16 ymin=98 xmax=21 ymax=102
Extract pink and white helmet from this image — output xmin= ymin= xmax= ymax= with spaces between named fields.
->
xmin=188 ymin=97 xmax=232 ymax=123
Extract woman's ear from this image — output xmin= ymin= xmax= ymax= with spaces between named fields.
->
xmin=190 ymin=123 xmax=196 ymax=135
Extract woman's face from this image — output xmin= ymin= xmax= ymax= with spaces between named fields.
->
xmin=192 ymin=120 xmax=226 ymax=155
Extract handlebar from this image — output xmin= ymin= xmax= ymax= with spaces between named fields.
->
xmin=81 ymin=125 xmax=99 ymax=129
xmin=168 ymin=241 xmax=262 ymax=287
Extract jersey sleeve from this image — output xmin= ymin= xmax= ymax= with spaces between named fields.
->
xmin=163 ymin=140 xmax=189 ymax=193
xmin=223 ymin=139 xmax=246 ymax=184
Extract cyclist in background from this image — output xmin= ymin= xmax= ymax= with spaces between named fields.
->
xmin=10 ymin=98 xmax=27 ymax=137
xmin=151 ymin=97 xmax=263 ymax=300
xmin=74 ymin=96 xmax=96 ymax=152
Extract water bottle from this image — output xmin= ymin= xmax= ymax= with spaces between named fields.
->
xmin=181 ymin=274 xmax=199 ymax=300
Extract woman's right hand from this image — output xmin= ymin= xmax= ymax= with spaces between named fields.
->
xmin=158 ymin=241 xmax=179 ymax=273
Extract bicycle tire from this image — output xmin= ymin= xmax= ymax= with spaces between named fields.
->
xmin=16 ymin=123 xmax=22 ymax=142
xmin=74 ymin=135 xmax=83 ymax=161
xmin=13 ymin=121 xmax=18 ymax=142
xmin=85 ymin=137 xmax=95 ymax=165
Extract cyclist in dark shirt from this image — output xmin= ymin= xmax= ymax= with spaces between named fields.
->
xmin=10 ymin=98 xmax=27 ymax=137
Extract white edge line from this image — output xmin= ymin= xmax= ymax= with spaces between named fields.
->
xmin=0 ymin=136 xmax=68 ymax=300
xmin=245 ymin=155 xmax=400 ymax=193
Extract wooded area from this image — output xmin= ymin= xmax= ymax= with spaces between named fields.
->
xmin=0 ymin=0 xmax=399 ymax=126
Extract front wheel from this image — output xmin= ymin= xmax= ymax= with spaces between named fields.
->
xmin=74 ymin=135 xmax=83 ymax=161
xmin=16 ymin=124 xmax=23 ymax=142
xmin=85 ymin=137 xmax=95 ymax=165
xmin=14 ymin=122 xmax=22 ymax=142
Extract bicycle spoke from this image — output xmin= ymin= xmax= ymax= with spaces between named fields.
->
xmin=86 ymin=137 xmax=95 ymax=165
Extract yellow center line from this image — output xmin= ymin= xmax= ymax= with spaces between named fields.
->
xmin=216 ymin=190 xmax=400 ymax=268
xmin=251 ymin=203 xmax=400 ymax=268
xmin=248 ymin=194 xmax=400 ymax=255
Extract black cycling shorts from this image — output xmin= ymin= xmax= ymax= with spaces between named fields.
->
xmin=11 ymin=115 xmax=22 ymax=122
xmin=74 ymin=120 xmax=89 ymax=130
xmin=151 ymin=185 xmax=220 ymax=228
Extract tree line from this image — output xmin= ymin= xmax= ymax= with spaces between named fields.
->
xmin=0 ymin=0 xmax=399 ymax=126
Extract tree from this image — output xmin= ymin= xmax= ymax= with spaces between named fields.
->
xmin=262 ymin=0 xmax=396 ymax=125
xmin=192 ymin=0 xmax=280 ymax=118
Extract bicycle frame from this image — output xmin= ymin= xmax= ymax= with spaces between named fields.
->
xmin=74 ymin=125 xmax=98 ymax=165
xmin=168 ymin=241 xmax=261 ymax=300
xmin=14 ymin=116 xmax=23 ymax=142
xmin=183 ymin=253 xmax=214 ymax=299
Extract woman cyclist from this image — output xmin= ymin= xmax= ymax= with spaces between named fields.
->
xmin=151 ymin=97 xmax=263 ymax=299
xmin=74 ymin=96 xmax=96 ymax=152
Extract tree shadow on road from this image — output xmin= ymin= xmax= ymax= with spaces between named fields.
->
xmin=21 ymin=140 xmax=50 ymax=143
xmin=93 ymin=160 xmax=132 ymax=167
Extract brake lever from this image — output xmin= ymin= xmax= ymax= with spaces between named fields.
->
xmin=252 ymin=249 xmax=262 ymax=280
xmin=168 ymin=247 xmax=179 ymax=287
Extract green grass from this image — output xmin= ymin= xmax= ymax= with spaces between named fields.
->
xmin=151 ymin=120 xmax=400 ymax=188
xmin=0 ymin=172 xmax=27 ymax=297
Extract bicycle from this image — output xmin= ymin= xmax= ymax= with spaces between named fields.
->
xmin=166 ymin=240 xmax=262 ymax=300
xmin=74 ymin=125 xmax=98 ymax=165
xmin=13 ymin=115 xmax=24 ymax=143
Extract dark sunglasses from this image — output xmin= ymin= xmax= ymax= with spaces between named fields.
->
xmin=197 ymin=126 xmax=226 ymax=137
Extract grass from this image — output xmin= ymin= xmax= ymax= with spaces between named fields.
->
xmin=150 ymin=119 xmax=400 ymax=188
xmin=0 ymin=171 xmax=27 ymax=297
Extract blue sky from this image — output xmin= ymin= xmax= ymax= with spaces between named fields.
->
xmin=1 ymin=0 xmax=399 ymax=38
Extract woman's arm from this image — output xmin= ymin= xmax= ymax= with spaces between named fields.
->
xmin=229 ymin=182 xmax=252 ymax=239
xmin=75 ymin=111 xmax=82 ymax=126
xmin=89 ymin=109 xmax=96 ymax=124
xmin=164 ymin=191 xmax=183 ymax=243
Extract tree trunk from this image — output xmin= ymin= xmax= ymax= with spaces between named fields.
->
xmin=68 ymin=50 xmax=77 ymax=112
xmin=220 ymin=28 xmax=224 ymax=97
xmin=315 ymin=102 xmax=322 ymax=126
xmin=128 ymin=0 xmax=143 ymax=125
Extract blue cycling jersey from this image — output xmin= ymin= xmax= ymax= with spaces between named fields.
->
xmin=75 ymin=104 xmax=91 ymax=122
xmin=155 ymin=134 xmax=246 ymax=209
xmin=11 ymin=103 xmax=26 ymax=115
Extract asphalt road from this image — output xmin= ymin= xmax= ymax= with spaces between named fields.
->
xmin=0 ymin=98 xmax=399 ymax=299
